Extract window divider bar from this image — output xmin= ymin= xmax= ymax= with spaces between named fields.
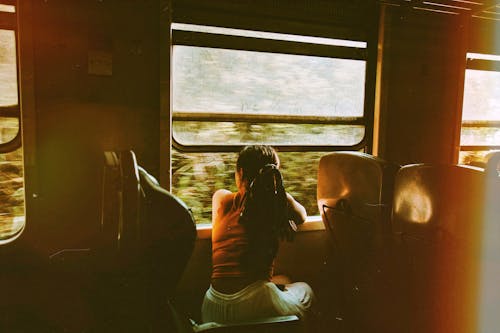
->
xmin=172 ymin=140 xmax=367 ymax=153
xmin=172 ymin=30 xmax=366 ymax=60
xmin=172 ymin=111 xmax=365 ymax=125
xmin=462 ymin=120 xmax=500 ymax=127
xmin=460 ymin=145 xmax=500 ymax=151
xmin=0 ymin=11 xmax=16 ymax=29
xmin=466 ymin=59 xmax=500 ymax=71
xmin=0 ymin=105 xmax=20 ymax=117
xmin=0 ymin=0 xmax=16 ymax=6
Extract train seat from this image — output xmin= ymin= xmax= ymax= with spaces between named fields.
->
xmin=99 ymin=150 xmax=196 ymax=286
xmin=480 ymin=151 xmax=500 ymax=332
xmin=39 ymin=150 xmax=196 ymax=332
xmin=137 ymin=164 xmax=197 ymax=299
xmin=96 ymin=150 xmax=197 ymax=332
xmin=391 ymin=163 xmax=486 ymax=333
xmin=166 ymin=300 xmax=302 ymax=333
xmin=484 ymin=150 xmax=500 ymax=178
xmin=316 ymin=151 xmax=399 ymax=333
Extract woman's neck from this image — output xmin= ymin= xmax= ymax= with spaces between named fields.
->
xmin=233 ymin=190 xmax=247 ymax=209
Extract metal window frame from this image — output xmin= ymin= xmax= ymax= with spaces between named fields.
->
xmin=466 ymin=58 xmax=500 ymax=72
xmin=171 ymin=27 xmax=370 ymax=153
xmin=0 ymin=9 xmax=21 ymax=154
xmin=460 ymin=57 xmax=500 ymax=152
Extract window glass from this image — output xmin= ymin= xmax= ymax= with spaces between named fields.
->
xmin=0 ymin=29 xmax=18 ymax=107
xmin=173 ymin=122 xmax=364 ymax=146
xmin=460 ymin=126 xmax=500 ymax=147
xmin=0 ymin=22 xmax=25 ymax=240
xmin=0 ymin=146 xmax=24 ymax=239
xmin=0 ymin=29 xmax=19 ymax=145
xmin=0 ymin=116 xmax=19 ymax=145
xmin=462 ymin=69 xmax=500 ymax=122
xmin=172 ymin=150 xmax=323 ymax=224
xmin=0 ymin=4 xmax=15 ymax=13
xmin=172 ymin=46 xmax=366 ymax=148
xmin=458 ymin=150 xmax=494 ymax=167
xmin=173 ymin=46 xmax=365 ymax=118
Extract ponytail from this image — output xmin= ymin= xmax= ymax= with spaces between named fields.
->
xmin=235 ymin=145 xmax=296 ymax=275
xmin=239 ymin=164 xmax=296 ymax=242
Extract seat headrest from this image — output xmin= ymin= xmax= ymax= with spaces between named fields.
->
xmin=392 ymin=164 xmax=485 ymax=239
xmin=317 ymin=151 xmax=398 ymax=220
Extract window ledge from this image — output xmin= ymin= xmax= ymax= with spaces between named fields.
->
xmin=196 ymin=216 xmax=325 ymax=240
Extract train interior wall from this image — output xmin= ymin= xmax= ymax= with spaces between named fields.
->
xmin=16 ymin=0 xmax=161 ymax=255
xmin=377 ymin=5 xmax=467 ymax=165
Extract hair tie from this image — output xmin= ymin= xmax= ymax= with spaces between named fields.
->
xmin=258 ymin=163 xmax=278 ymax=175
xmin=256 ymin=164 xmax=280 ymax=195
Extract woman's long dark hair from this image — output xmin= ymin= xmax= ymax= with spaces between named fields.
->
xmin=237 ymin=145 xmax=295 ymax=271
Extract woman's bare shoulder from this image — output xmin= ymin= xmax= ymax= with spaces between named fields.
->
xmin=212 ymin=189 xmax=234 ymax=224
xmin=213 ymin=189 xmax=233 ymax=202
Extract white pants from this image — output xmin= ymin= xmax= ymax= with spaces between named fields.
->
xmin=201 ymin=280 xmax=314 ymax=324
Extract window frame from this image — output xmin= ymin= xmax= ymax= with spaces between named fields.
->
xmin=171 ymin=25 xmax=372 ymax=153
xmin=0 ymin=6 xmax=21 ymax=154
xmin=460 ymin=54 xmax=500 ymax=152
xmin=0 ymin=0 xmax=26 ymax=243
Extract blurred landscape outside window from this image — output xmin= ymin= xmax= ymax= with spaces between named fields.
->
xmin=0 ymin=26 xmax=25 ymax=240
xmin=459 ymin=53 xmax=500 ymax=166
xmin=171 ymin=25 xmax=367 ymax=223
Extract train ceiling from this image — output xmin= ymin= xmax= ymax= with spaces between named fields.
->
xmin=381 ymin=0 xmax=500 ymax=20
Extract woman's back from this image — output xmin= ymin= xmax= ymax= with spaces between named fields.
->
xmin=211 ymin=190 xmax=274 ymax=293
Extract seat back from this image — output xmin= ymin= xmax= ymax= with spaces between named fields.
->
xmin=485 ymin=150 xmax=500 ymax=178
xmin=100 ymin=150 xmax=141 ymax=257
xmin=317 ymin=152 xmax=399 ymax=332
xmin=98 ymin=150 xmax=196 ymax=332
xmin=479 ymin=151 xmax=500 ymax=333
xmin=392 ymin=164 xmax=486 ymax=333
xmin=137 ymin=165 xmax=197 ymax=299
xmin=318 ymin=152 xmax=398 ymax=229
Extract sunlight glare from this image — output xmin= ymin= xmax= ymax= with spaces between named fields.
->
xmin=394 ymin=183 xmax=432 ymax=224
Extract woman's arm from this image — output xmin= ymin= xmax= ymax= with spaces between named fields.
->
xmin=286 ymin=192 xmax=307 ymax=225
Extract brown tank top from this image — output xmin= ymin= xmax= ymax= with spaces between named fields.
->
xmin=211 ymin=193 xmax=273 ymax=281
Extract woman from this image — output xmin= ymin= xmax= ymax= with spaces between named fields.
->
xmin=201 ymin=145 xmax=314 ymax=324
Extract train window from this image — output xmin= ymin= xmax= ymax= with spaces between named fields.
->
xmin=459 ymin=53 xmax=500 ymax=165
xmin=172 ymin=24 xmax=367 ymax=149
xmin=0 ymin=29 xmax=19 ymax=144
xmin=0 ymin=5 xmax=25 ymax=241
xmin=0 ymin=4 xmax=15 ymax=13
xmin=171 ymin=23 xmax=369 ymax=223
